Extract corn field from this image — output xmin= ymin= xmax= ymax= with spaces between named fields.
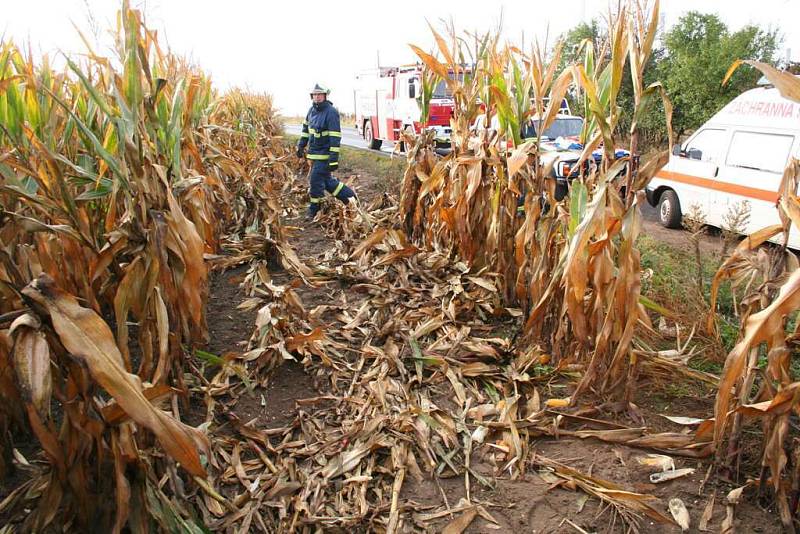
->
xmin=0 ymin=2 xmax=294 ymax=530
xmin=2 ymin=0 xmax=800 ymax=532
xmin=401 ymin=1 xmax=672 ymax=404
xmin=398 ymin=11 xmax=800 ymax=533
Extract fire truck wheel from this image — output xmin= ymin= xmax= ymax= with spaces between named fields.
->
xmin=365 ymin=122 xmax=382 ymax=150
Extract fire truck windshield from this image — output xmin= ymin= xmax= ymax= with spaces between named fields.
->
xmin=432 ymin=75 xmax=464 ymax=99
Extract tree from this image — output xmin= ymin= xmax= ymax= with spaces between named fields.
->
xmin=556 ymin=19 xmax=604 ymax=75
xmin=554 ymin=20 xmax=603 ymax=116
xmin=552 ymin=12 xmax=778 ymax=147
xmin=617 ymin=44 xmax=666 ymax=146
xmin=662 ymin=12 xmax=779 ymax=138
xmin=554 ymin=18 xmax=665 ymax=145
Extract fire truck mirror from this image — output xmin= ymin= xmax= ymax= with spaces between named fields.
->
xmin=408 ymin=79 xmax=416 ymax=99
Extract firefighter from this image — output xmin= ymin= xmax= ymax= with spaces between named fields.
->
xmin=296 ymin=84 xmax=356 ymax=219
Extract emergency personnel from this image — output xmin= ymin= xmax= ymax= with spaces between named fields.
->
xmin=296 ymin=84 xmax=356 ymax=218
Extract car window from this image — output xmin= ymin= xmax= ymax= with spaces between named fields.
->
xmin=725 ymin=131 xmax=795 ymax=174
xmin=684 ymin=128 xmax=727 ymax=163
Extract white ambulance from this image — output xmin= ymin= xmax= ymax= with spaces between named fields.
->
xmin=645 ymin=80 xmax=800 ymax=248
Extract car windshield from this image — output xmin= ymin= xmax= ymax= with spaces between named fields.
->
xmin=528 ymin=117 xmax=584 ymax=140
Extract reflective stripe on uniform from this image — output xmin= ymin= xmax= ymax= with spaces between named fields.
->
xmin=300 ymin=132 xmax=309 ymax=138
xmin=330 ymin=147 xmax=340 ymax=152
xmin=321 ymin=130 xmax=342 ymax=137
xmin=329 ymin=161 xmax=338 ymax=166
xmin=333 ymin=182 xmax=345 ymax=196
xmin=517 ymin=206 xmax=525 ymax=212
xmin=310 ymin=197 xmax=323 ymax=203
xmin=307 ymin=154 xmax=330 ymax=160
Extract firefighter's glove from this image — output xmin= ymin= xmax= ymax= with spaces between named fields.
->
xmin=295 ymin=146 xmax=304 ymax=159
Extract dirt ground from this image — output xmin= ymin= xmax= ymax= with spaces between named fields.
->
xmin=642 ymin=219 xmax=725 ymax=256
xmin=198 ymin=165 xmax=782 ymax=533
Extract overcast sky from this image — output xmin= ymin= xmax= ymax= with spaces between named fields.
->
xmin=5 ymin=0 xmax=800 ymax=115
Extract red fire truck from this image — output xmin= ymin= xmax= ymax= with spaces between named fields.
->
xmin=353 ymin=65 xmax=455 ymax=150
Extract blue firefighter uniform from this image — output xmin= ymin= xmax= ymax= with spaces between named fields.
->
xmin=296 ymin=98 xmax=355 ymax=217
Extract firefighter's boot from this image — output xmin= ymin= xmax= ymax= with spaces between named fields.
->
xmin=331 ymin=181 xmax=356 ymax=204
xmin=307 ymin=197 xmax=322 ymax=220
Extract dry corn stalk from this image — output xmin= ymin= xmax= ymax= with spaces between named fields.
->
xmin=0 ymin=1 xmax=293 ymax=530
xmin=710 ymin=62 xmax=800 ymax=530
xmin=400 ymin=1 xmax=671 ymax=405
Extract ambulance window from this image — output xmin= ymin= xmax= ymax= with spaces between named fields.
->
xmin=684 ymin=129 xmax=726 ymax=163
xmin=726 ymin=131 xmax=794 ymax=174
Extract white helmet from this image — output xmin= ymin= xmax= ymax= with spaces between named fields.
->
xmin=309 ymin=83 xmax=331 ymax=96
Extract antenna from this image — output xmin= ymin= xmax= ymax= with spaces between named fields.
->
xmin=377 ymin=50 xmax=380 ymax=69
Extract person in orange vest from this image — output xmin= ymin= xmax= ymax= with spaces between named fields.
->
xmin=296 ymin=84 xmax=356 ymax=219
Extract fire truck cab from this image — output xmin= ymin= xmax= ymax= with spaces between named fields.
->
xmin=354 ymin=65 xmax=454 ymax=150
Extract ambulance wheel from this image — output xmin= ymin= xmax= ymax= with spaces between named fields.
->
xmin=365 ymin=122 xmax=382 ymax=150
xmin=658 ymin=190 xmax=682 ymax=229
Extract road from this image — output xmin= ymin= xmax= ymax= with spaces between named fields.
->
xmin=285 ymin=122 xmax=661 ymax=223
xmin=284 ymin=123 xmax=397 ymax=155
